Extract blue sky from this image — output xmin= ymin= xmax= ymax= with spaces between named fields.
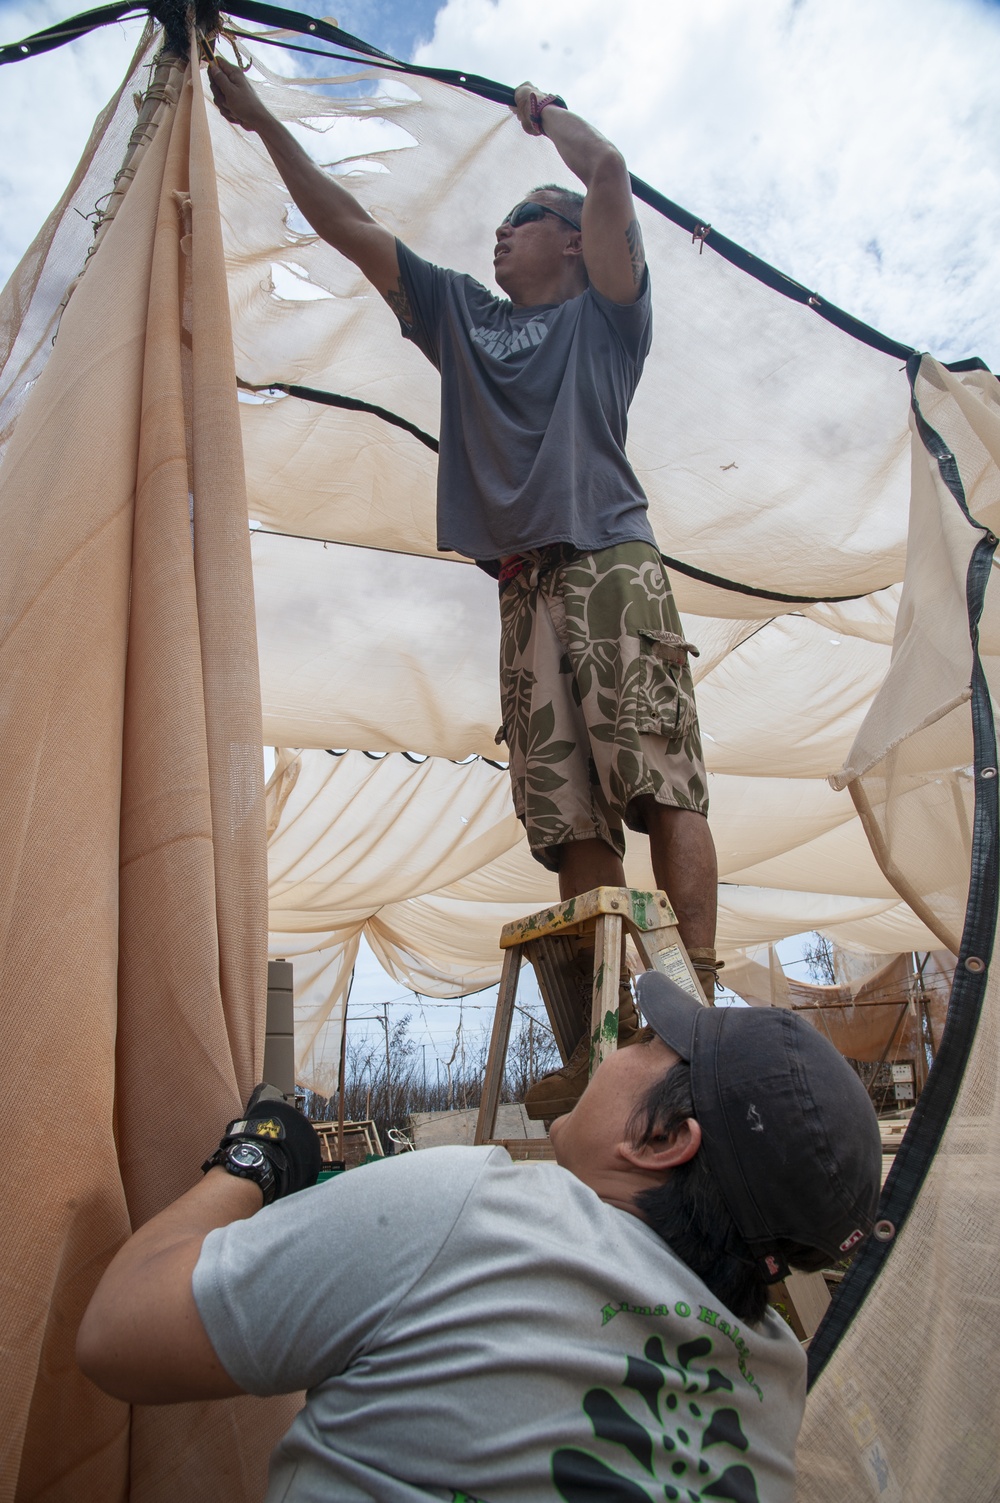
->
xmin=295 ymin=0 xmax=442 ymax=59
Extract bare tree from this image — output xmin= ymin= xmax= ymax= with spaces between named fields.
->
xmin=503 ymin=1004 xmax=559 ymax=1101
xmin=298 ymin=1001 xmax=561 ymax=1149
xmin=802 ymin=933 xmax=837 ymax=985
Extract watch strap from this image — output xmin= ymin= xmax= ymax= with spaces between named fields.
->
xmin=529 ymin=92 xmax=567 ymax=132
xmin=202 ymin=1141 xmax=278 ymax=1204
xmin=204 ymin=1088 xmax=322 ymax=1202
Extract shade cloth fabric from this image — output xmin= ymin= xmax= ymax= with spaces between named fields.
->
xmin=0 ymin=51 xmax=295 ymax=1503
xmin=793 ymin=355 xmax=1000 ymax=1498
xmin=1 ymin=28 xmax=998 ymax=1503
xmin=263 ymin=745 xmax=944 ymax=1083
xmin=198 ymin=48 xmax=971 ymax=1091
xmin=723 ymin=946 xmax=952 ymax=1062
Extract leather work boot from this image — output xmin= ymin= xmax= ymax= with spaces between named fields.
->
xmin=523 ymin=977 xmax=641 ymax=1122
xmin=688 ymin=946 xmax=723 ymax=1002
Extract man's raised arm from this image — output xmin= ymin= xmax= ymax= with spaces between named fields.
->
xmin=513 ymin=83 xmax=645 ymax=306
xmin=208 ymin=58 xmax=412 ymax=322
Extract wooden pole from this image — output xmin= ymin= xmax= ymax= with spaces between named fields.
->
xmin=337 ymin=970 xmax=354 ymax=1164
xmin=382 ymin=1004 xmax=391 ymax=1125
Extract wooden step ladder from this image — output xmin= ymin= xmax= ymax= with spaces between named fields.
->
xmin=474 ymin=886 xmax=706 ymax=1157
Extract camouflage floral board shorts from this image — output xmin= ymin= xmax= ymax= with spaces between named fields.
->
xmin=497 ymin=541 xmax=709 ymax=871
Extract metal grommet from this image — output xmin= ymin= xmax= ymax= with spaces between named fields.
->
xmin=985 ymin=532 xmax=998 ymax=547
xmin=659 ymin=897 xmax=668 ymax=907
xmin=982 ymin=767 xmax=998 ymax=779
xmin=610 ymin=900 xmax=619 ymax=910
xmin=808 ymin=295 xmax=821 ymax=307
xmin=964 ymin=956 xmax=986 ymax=974
xmin=873 ymin=1219 xmax=895 ymax=1242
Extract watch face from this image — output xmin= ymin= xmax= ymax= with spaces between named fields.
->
xmin=230 ymin=1142 xmax=266 ymax=1170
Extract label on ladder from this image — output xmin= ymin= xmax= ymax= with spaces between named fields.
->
xmin=651 ymin=945 xmax=702 ymax=1000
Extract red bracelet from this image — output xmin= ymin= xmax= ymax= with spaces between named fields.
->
xmin=529 ymin=92 xmax=567 ymax=133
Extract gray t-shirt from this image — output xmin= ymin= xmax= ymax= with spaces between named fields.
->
xmin=193 ymin=1145 xmax=805 ymax=1503
xmin=395 ymin=242 xmax=658 ymax=563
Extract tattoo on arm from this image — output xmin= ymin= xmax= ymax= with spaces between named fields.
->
xmin=625 ymin=219 xmax=645 ymax=287
xmin=384 ymin=278 xmax=414 ymax=327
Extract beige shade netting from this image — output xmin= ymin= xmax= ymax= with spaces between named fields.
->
xmin=795 ymin=360 xmax=1000 ymax=1500
xmin=721 ymin=947 xmax=952 ymax=1064
xmin=0 ymin=48 xmax=296 ymax=1503
xmin=0 ymin=25 xmax=998 ymax=1503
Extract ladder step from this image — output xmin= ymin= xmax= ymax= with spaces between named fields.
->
xmin=500 ymin=886 xmax=677 ymax=947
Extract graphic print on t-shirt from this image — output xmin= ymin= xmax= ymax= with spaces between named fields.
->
xmin=551 ymin=1331 xmax=762 ymax=1503
xmin=469 ymin=318 xmax=551 ymax=359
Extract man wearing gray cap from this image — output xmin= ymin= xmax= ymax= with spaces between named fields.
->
xmin=78 ymin=979 xmax=881 ymax=1503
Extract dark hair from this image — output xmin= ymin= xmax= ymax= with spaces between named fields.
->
xmin=627 ymin=1058 xmax=830 ymax=1325
xmin=531 ymin=183 xmax=585 ymax=225
xmin=530 ymin=184 xmax=588 ymax=285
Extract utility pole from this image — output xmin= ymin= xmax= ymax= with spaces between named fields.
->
xmin=382 ymin=1003 xmax=391 ymax=1117
xmin=421 ymin=1044 xmax=427 ymax=1099
xmin=912 ymin=951 xmax=934 ymax=1091
xmin=337 ymin=965 xmax=355 ymax=1165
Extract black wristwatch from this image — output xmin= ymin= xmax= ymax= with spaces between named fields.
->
xmin=202 ymin=1140 xmax=277 ymax=1205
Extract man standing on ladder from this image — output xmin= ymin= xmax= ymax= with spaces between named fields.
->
xmin=210 ymin=62 xmax=721 ymax=1113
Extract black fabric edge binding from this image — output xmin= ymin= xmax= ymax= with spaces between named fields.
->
xmin=3 ymin=0 xmax=997 ymax=377
xmin=627 ymin=176 xmax=916 ymax=362
xmin=0 ymin=1 xmax=145 ymax=63
xmin=249 ymin=386 xmax=890 ymax=603
xmin=945 ymin=357 xmax=995 ymax=375
xmin=657 ymin=552 xmax=884 ymax=606
xmin=255 ymin=504 xmax=888 ymax=605
xmin=806 ymin=354 xmax=1000 ymax=1385
xmin=198 ymin=1 xmax=991 ymax=368
xmin=257 ymin=382 xmax=439 ymax=452
xmin=223 ymin=0 xmax=516 ymax=104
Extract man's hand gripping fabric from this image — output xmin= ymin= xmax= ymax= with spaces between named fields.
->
xmin=512 ymin=81 xmax=568 ymax=136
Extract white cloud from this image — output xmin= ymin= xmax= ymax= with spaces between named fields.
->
xmin=415 ymin=0 xmax=1000 ymax=365
xmin=4 ymin=0 xmax=996 ymax=364
xmin=0 ymin=3 xmax=151 ymax=286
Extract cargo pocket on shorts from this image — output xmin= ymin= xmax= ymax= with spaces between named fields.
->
xmin=635 ymin=630 xmax=699 ymax=742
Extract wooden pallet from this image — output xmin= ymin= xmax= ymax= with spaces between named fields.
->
xmin=313 ymin=1118 xmax=384 ymax=1169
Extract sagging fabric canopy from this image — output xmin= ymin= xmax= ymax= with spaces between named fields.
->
xmin=1 ymin=20 xmax=974 ymax=1091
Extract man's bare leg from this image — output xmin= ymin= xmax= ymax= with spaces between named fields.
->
xmin=555 ymin=816 xmax=717 ymax=949
xmin=634 ymin=799 xmax=718 ymax=952
xmin=557 ymin=837 xmax=626 ymax=902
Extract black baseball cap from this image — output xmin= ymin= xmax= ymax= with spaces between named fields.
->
xmin=636 ymin=971 xmax=882 ymax=1283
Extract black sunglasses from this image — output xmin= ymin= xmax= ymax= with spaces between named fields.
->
xmin=502 ymin=200 xmax=581 ymax=232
